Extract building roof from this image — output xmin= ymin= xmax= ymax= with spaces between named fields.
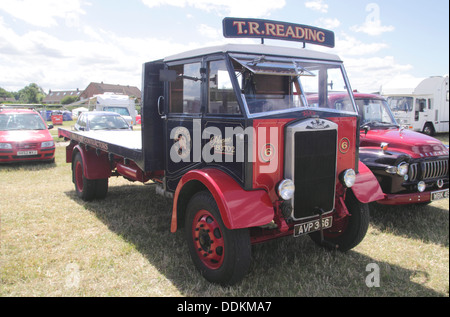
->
xmin=43 ymin=90 xmax=82 ymax=103
xmin=81 ymin=82 xmax=141 ymax=99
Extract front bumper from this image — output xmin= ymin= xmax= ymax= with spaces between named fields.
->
xmin=0 ymin=148 xmax=55 ymax=163
xmin=378 ymin=188 xmax=449 ymax=205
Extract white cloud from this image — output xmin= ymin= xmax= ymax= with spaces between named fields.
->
xmin=350 ymin=3 xmax=394 ymax=36
xmin=197 ymin=24 xmax=221 ymax=39
xmin=344 ymin=56 xmax=414 ymax=92
xmin=351 ymin=21 xmax=395 ymax=36
xmin=335 ymin=33 xmax=388 ymax=56
xmin=0 ymin=0 xmax=87 ymax=28
xmin=141 ymin=0 xmax=286 ymax=17
xmin=305 ymin=0 xmax=328 ymax=13
xmin=316 ymin=18 xmax=341 ymax=30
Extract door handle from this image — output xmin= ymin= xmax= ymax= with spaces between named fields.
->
xmin=157 ymin=96 xmax=166 ymax=118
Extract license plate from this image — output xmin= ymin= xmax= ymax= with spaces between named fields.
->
xmin=431 ymin=189 xmax=449 ymax=201
xmin=17 ymin=150 xmax=38 ymax=156
xmin=294 ymin=216 xmax=333 ymax=237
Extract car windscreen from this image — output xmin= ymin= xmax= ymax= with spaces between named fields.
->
xmin=88 ymin=115 xmax=129 ymax=130
xmin=0 ymin=113 xmax=47 ymax=131
xmin=356 ymin=98 xmax=398 ymax=127
xmin=103 ymin=107 xmax=130 ymax=116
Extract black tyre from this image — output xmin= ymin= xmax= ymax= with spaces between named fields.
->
xmin=72 ymin=152 xmax=108 ymax=201
xmin=423 ymin=123 xmax=435 ymax=136
xmin=310 ymin=190 xmax=369 ymax=252
xmin=184 ymin=191 xmax=251 ymax=285
xmin=95 ymin=178 xmax=109 ymax=199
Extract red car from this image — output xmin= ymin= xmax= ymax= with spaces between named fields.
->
xmin=308 ymin=93 xmax=449 ymax=205
xmin=0 ymin=108 xmax=55 ymax=163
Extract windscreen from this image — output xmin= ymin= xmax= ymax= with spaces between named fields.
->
xmin=103 ymin=107 xmax=130 ymax=116
xmin=386 ymin=96 xmax=414 ymax=112
xmin=0 ymin=113 xmax=47 ymax=131
xmin=230 ymin=54 xmax=357 ymax=115
xmin=355 ymin=98 xmax=398 ymax=127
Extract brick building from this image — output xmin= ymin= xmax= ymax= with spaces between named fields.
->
xmin=79 ymin=82 xmax=141 ymax=103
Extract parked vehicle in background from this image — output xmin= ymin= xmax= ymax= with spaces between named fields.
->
xmin=355 ymin=93 xmax=448 ymax=205
xmin=88 ymin=93 xmax=137 ymax=126
xmin=74 ymin=111 xmax=132 ymax=131
xmin=382 ymin=76 xmax=449 ymax=135
xmin=0 ymin=108 xmax=55 ymax=163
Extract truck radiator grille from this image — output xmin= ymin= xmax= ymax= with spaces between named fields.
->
xmin=293 ymin=130 xmax=337 ymax=219
xmin=409 ymin=160 xmax=449 ymax=181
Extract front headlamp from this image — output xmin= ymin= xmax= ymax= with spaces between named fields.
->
xmin=340 ymin=169 xmax=356 ymax=188
xmin=277 ymin=179 xmax=295 ymax=200
xmin=385 ymin=161 xmax=409 ymax=177
xmin=396 ymin=162 xmax=409 ymax=176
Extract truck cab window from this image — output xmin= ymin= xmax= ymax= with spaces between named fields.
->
xmin=208 ymin=60 xmax=241 ymax=115
xmin=169 ymin=63 xmax=202 ymax=114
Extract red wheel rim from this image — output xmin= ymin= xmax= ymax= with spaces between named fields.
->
xmin=75 ymin=160 xmax=84 ymax=192
xmin=191 ymin=209 xmax=225 ymax=270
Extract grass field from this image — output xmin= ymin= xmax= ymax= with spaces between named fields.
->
xmin=0 ymin=130 xmax=448 ymax=297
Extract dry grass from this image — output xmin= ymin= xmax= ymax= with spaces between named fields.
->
xmin=0 ymin=133 xmax=448 ymax=297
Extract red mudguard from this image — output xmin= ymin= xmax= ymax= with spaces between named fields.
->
xmin=73 ymin=145 xmax=111 ymax=180
xmin=171 ymin=168 xmax=274 ymax=232
xmin=352 ymin=161 xmax=385 ymax=203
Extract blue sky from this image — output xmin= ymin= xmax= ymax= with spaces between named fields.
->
xmin=0 ymin=0 xmax=448 ymax=93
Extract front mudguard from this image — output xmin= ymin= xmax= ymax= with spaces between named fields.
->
xmin=352 ymin=161 xmax=385 ymax=203
xmin=171 ymin=168 xmax=274 ymax=232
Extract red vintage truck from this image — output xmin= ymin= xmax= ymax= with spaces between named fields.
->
xmin=58 ymin=18 xmax=384 ymax=285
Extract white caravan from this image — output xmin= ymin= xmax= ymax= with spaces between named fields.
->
xmin=89 ymin=93 xmax=137 ymax=126
xmin=382 ymin=76 xmax=449 ymax=135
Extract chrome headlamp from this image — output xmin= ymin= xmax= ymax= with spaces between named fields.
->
xmin=396 ymin=162 xmax=409 ymax=176
xmin=340 ymin=169 xmax=356 ymax=188
xmin=277 ymin=179 xmax=295 ymax=200
xmin=385 ymin=161 xmax=409 ymax=176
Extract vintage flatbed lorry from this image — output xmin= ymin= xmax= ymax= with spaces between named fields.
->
xmin=59 ymin=18 xmax=384 ymax=285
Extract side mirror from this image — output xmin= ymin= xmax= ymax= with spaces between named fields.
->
xmin=160 ymin=69 xmax=177 ymax=82
xmin=48 ymin=124 xmax=54 ymax=130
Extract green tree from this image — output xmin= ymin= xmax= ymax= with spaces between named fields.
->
xmin=0 ymin=87 xmax=14 ymax=99
xmin=61 ymin=95 xmax=79 ymax=105
xmin=18 ymin=83 xmax=45 ymax=104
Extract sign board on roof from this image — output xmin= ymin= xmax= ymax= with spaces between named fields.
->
xmin=223 ymin=17 xmax=335 ymax=48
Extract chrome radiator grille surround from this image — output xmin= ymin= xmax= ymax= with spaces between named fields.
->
xmin=409 ymin=159 xmax=449 ymax=181
xmin=285 ymin=119 xmax=338 ymax=220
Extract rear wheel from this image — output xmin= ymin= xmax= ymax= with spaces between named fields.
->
xmin=185 ymin=191 xmax=251 ymax=285
xmin=73 ymin=152 xmax=108 ymax=201
xmin=310 ymin=190 xmax=369 ymax=252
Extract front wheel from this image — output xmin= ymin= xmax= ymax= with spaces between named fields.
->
xmin=423 ymin=123 xmax=435 ymax=136
xmin=310 ymin=190 xmax=369 ymax=252
xmin=185 ymin=191 xmax=251 ymax=286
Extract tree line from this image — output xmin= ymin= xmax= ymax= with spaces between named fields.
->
xmin=0 ymin=83 xmax=79 ymax=105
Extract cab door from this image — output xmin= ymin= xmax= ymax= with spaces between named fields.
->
xmin=164 ymin=57 xmax=248 ymax=192
xmin=164 ymin=61 xmax=204 ymax=192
